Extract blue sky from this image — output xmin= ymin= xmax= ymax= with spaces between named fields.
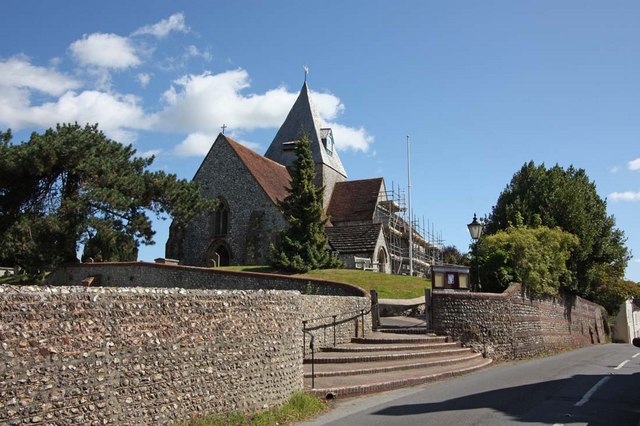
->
xmin=2 ymin=1 xmax=639 ymax=281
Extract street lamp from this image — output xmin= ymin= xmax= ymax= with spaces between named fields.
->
xmin=467 ymin=213 xmax=484 ymax=292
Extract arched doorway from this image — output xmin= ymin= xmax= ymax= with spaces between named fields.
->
xmin=207 ymin=242 xmax=231 ymax=267
xmin=377 ymin=247 xmax=388 ymax=273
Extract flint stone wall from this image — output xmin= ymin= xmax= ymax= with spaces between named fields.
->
xmin=45 ymin=262 xmax=366 ymax=297
xmin=0 ymin=286 xmax=303 ymax=425
xmin=432 ymin=283 xmax=605 ymax=360
xmin=300 ymin=295 xmax=371 ymax=352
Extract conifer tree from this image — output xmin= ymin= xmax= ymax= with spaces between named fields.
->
xmin=0 ymin=123 xmax=217 ymax=277
xmin=271 ymin=132 xmax=342 ymax=272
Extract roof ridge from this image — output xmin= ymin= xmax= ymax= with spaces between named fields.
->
xmin=224 ymin=135 xmax=288 ymax=170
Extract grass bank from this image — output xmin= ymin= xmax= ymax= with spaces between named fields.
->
xmin=219 ymin=266 xmax=430 ymax=299
xmin=176 ymin=392 xmax=327 ymax=426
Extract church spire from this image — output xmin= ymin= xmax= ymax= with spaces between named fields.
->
xmin=264 ymin=81 xmax=347 ymax=179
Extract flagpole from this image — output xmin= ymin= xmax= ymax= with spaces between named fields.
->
xmin=407 ymin=135 xmax=413 ymax=276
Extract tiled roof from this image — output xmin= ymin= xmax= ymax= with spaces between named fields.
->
xmin=327 ymin=178 xmax=384 ymax=223
xmin=225 ymin=136 xmax=291 ymax=205
xmin=326 ymin=223 xmax=382 ymax=253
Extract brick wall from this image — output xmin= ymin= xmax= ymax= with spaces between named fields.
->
xmin=432 ymin=283 xmax=605 ymax=360
xmin=0 ymin=286 xmax=303 ymax=425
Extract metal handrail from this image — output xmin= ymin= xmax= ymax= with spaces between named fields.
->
xmin=303 ymin=306 xmax=372 ymax=390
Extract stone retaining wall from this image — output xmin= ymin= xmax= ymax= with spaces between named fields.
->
xmin=0 ymin=286 xmax=303 ymax=425
xmin=432 ymin=283 xmax=605 ymax=360
xmin=300 ymin=295 xmax=371 ymax=352
xmin=45 ymin=262 xmax=366 ymax=297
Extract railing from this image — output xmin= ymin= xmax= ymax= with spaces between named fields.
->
xmin=302 ymin=306 xmax=372 ymax=389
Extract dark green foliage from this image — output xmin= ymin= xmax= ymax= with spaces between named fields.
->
xmin=478 ymin=225 xmax=579 ymax=295
xmin=271 ymin=132 xmax=342 ymax=272
xmin=441 ymin=245 xmax=470 ymax=266
xmin=485 ymin=161 xmax=630 ymax=297
xmin=0 ymin=123 xmax=216 ymax=277
xmin=594 ymin=279 xmax=640 ymax=316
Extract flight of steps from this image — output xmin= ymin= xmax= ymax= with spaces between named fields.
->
xmin=303 ymin=330 xmax=492 ymax=398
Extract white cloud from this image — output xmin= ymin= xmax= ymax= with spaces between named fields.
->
xmin=174 ymin=132 xmax=216 ymax=156
xmin=138 ymin=149 xmax=161 ymax=158
xmin=610 ymin=166 xmax=619 ymax=173
xmin=132 ymin=13 xmax=189 ymax=38
xmin=155 ymin=69 xmax=297 ymax=132
xmin=609 ymin=191 xmax=640 ymax=202
xmin=185 ymin=45 xmax=212 ymax=61
xmin=69 ymin=33 xmax=141 ymax=69
xmin=312 ymin=91 xmax=344 ymax=121
xmin=327 ymin=122 xmax=374 ymax=153
xmin=0 ymin=80 xmax=148 ymax=144
xmin=137 ymin=73 xmax=152 ymax=88
xmin=628 ymin=158 xmax=640 ymax=171
xmin=155 ymin=69 xmax=374 ymax=153
xmin=0 ymin=56 xmax=81 ymax=95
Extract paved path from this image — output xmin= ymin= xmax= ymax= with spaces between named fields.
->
xmin=301 ymin=344 xmax=640 ymax=426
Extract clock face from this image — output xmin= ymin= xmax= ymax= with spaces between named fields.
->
xmin=325 ymin=132 xmax=334 ymax=153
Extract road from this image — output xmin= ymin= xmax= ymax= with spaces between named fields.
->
xmin=302 ymin=344 xmax=640 ymax=426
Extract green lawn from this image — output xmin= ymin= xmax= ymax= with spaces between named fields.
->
xmin=218 ymin=266 xmax=430 ymax=299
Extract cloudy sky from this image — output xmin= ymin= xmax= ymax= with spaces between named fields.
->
xmin=2 ymin=1 xmax=639 ymax=281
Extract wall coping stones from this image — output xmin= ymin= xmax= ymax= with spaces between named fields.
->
xmin=47 ymin=261 xmax=369 ymax=298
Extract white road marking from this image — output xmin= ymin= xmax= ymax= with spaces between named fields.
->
xmin=575 ymin=377 xmax=610 ymax=407
xmin=614 ymin=360 xmax=629 ymax=370
xmin=632 ymin=353 xmax=640 ymax=359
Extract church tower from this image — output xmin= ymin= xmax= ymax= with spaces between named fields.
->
xmin=264 ymin=82 xmax=347 ymax=209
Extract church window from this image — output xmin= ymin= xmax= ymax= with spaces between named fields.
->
xmin=213 ymin=199 xmax=229 ymax=236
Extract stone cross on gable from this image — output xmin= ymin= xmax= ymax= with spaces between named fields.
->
xmin=221 ymin=124 xmax=227 ymax=135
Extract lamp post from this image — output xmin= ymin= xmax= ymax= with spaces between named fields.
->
xmin=467 ymin=213 xmax=484 ymax=292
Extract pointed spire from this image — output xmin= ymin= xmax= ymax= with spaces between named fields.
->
xmin=264 ymin=82 xmax=347 ymax=178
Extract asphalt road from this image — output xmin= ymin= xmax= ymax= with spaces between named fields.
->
xmin=302 ymin=344 xmax=640 ymax=426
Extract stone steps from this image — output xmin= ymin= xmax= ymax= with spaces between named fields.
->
xmin=304 ymin=331 xmax=492 ymax=398
xmin=306 ymin=347 xmax=471 ymax=364
xmin=304 ymin=352 xmax=483 ymax=378
xmin=319 ymin=341 xmax=459 ymax=352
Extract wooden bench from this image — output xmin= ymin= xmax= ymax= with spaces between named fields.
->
xmin=354 ymin=256 xmax=379 ymax=272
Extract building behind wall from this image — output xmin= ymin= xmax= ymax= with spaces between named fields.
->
xmin=612 ymin=299 xmax=640 ymax=343
xmin=167 ymin=80 xmax=443 ymax=274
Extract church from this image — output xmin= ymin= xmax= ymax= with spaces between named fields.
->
xmin=166 ymin=81 xmax=438 ymax=275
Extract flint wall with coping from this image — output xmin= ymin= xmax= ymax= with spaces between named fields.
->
xmin=431 ymin=283 xmax=605 ymax=360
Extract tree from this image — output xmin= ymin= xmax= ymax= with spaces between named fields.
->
xmin=485 ymin=161 xmax=630 ymax=297
xmin=441 ymin=245 xmax=470 ymax=266
xmin=270 ymin=132 xmax=342 ymax=272
xmin=593 ymin=279 xmax=640 ymax=316
xmin=478 ymin=225 xmax=579 ymax=296
xmin=0 ymin=123 xmax=216 ymax=277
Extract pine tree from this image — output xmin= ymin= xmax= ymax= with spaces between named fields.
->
xmin=271 ymin=132 xmax=342 ymax=272
xmin=0 ymin=123 xmax=217 ymax=277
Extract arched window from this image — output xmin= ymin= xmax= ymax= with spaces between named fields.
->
xmin=213 ymin=198 xmax=229 ymax=236
xmin=206 ymin=241 xmax=231 ymax=267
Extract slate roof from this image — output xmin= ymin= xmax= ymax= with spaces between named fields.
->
xmin=264 ymin=82 xmax=347 ymax=178
xmin=327 ymin=178 xmax=384 ymax=223
xmin=326 ymin=223 xmax=382 ymax=253
xmin=225 ymin=135 xmax=291 ymax=205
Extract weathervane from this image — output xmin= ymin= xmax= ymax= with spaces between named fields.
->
xmin=303 ymin=65 xmax=309 ymax=82
xmin=221 ymin=124 xmax=227 ymax=135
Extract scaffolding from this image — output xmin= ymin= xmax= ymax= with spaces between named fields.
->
xmin=375 ymin=182 xmax=444 ymax=277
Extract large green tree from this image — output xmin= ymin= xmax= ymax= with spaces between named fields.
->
xmin=478 ymin=225 xmax=579 ymax=296
xmin=485 ymin=161 xmax=629 ymax=297
xmin=594 ymin=279 xmax=640 ymax=316
xmin=271 ymin=132 xmax=342 ymax=272
xmin=0 ymin=123 xmax=216 ymax=277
